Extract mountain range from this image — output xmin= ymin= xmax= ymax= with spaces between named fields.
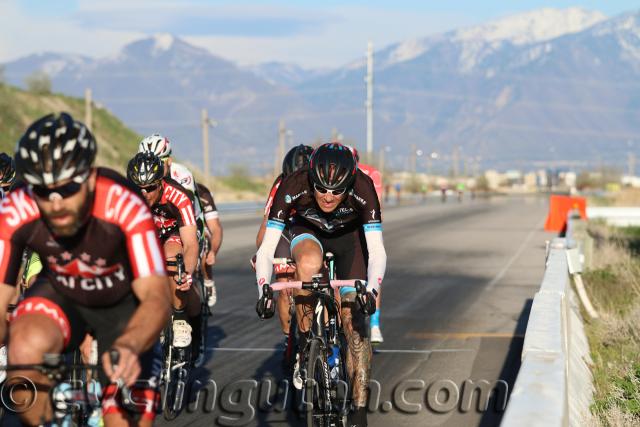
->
xmin=3 ymin=7 xmax=640 ymax=173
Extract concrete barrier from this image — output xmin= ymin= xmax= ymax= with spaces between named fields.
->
xmin=501 ymin=236 xmax=594 ymax=427
xmin=587 ymin=206 xmax=640 ymax=226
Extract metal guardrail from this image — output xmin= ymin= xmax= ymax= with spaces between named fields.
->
xmin=501 ymin=229 xmax=594 ymax=426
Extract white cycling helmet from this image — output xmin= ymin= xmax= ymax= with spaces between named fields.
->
xmin=138 ymin=134 xmax=172 ymax=159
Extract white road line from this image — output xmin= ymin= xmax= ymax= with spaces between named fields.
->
xmin=207 ymin=347 xmax=473 ymax=354
xmin=486 ymin=216 xmax=546 ymax=291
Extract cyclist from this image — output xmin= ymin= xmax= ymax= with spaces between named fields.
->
xmin=255 ymin=142 xmax=386 ymax=427
xmin=127 ymin=152 xmax=201 ymax=349
xmin=256 ymin=144 xmax=313 ymax=352
xmin=138 ymin=134 xmax=222 ymax=307
xmin=0 ymin=112 xmax=171 ymax=426
xmin=196 ymin=181 xmax=222 ymax=306
xmin=349 ymin=147 xmax=384 ymax=344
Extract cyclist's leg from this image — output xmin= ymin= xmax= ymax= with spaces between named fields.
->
xmin=274 ymin=229 xmax=293 ymax=335
xmin=164 ymin=235 xmax=199 ymax=317
xmin=325 ymin=227 xmax=372 ymax=413
xmin=290 ymin=226 xmax=323 ymax=333
xmin=8 ymin=278 xmax=85 ymax=425
xmin=82 ymin=295 xmax=159 ymax=427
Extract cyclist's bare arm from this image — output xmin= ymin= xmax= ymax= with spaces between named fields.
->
xmin=104 ymin=274 xmax=171 ymax=384
xmin=207 ymin=217 xmax=223 ymax=255
xmin=0 ymin=283 xmax=15 ymax=341
xmin=179 ymin=224 xmax=199 ymax=273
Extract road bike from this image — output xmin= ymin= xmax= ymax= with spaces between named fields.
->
xmin=259 ymin=253 xmax=369 ymax=427
xmin=160 ymin=253 xmax=210 ymax=420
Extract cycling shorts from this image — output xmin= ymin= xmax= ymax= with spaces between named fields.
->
xmin=11 ymin=278 xmax=160 ymax=421
xmin=289 ymin=220 xmax=367 ymax=296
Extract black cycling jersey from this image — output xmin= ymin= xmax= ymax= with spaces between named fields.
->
xmin=267 ymin=167 xmax=382 ymax=234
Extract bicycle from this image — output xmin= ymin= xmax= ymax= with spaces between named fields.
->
xmin=258 ymin=253 xmax=370 ymax=427
xmin=160 ymin=253 xmax=210 ymax=420
xmin=0 ymin=352 xmax=122 ymax=426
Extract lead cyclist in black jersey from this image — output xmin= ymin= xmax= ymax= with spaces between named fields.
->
xmin=255 ymin=143 xmax=386 ymax=427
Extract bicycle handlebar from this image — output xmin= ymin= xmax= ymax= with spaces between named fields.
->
xmin=269 ymin=279 xmax=365 ymax=292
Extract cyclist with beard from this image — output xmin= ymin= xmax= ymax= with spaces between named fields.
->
xmin=0 ymin=112 xmax=171 ymax=426
xmin=255 ymin=142 xmax=386 ymax=427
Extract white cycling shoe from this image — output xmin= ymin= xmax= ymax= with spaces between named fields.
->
xmin=204 ymin=279 xmax=217 ymax=307
xmin=370 ymin=326 xmax=384 ymax=344
xmin=172 ymin=320 xmax=192 ymax=348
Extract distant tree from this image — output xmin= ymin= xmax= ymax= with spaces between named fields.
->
xmin=476 ymin=175 xmax=490 ymax=192
xmin=25 ymin=70 xmax=51 ymax=95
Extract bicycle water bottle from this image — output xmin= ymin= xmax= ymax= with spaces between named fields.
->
xmin=328 ymin=346 xmax=340 ymax=380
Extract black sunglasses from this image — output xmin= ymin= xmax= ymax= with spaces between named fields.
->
xmin=31 ymin=181 xmax=83 ymax=200
xmin=140 ymin=183 xmax=160 ymax=193
xmin=313 ymin=183 xmax=347 ymax=196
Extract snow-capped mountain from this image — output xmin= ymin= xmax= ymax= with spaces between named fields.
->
xmin=4 ymin=9 xmax=640 ymax=171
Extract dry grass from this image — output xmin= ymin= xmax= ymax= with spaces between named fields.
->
xmin=583 ymin=227 xmax=640 ymax=426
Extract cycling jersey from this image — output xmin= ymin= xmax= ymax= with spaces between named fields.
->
xmin=256 ymin=168 xmax=386 ymax=296
xmin=151 ymin=178 xmax=197 ymax=242
xmin=264 ymin=175 xmax=283 ymax=216
xmin=0 ymin=168 xmax=165 ymax=307
xmin=358 ymin=163 xmax=383 ymax=203
xmin=267 ymin=168 xmax=382 ymax=234
xmin=195 ymin=182 xmax=219 ymax=221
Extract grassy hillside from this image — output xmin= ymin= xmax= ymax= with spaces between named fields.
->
xmin=0 ymin=83 xmax=140 ymax=172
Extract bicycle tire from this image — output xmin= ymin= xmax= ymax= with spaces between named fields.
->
xmin=305 ymin=338 xmax=331 ymax=427
xmin=160 ymin=326 xmax=188 ymax=420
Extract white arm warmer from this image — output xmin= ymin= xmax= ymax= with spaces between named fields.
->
xmin=255 ymin=226 xmax=282 ymax=298
xmin=364 ymin=230 xmax=387 ymax=294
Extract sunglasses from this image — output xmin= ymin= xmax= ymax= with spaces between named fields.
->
xmin=140 ymin=183 xmax=160 ymax=193
xmin=313 ymin=183 xmax=347 ymax=196
xmin=31 ymin=181 xmax=84 ymax=200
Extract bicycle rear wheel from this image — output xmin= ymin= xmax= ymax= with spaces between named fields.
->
xmin=305 ymin=339 xmax=332 ymax=427
xmin=160 ymin=326 xmax=189 ymax=420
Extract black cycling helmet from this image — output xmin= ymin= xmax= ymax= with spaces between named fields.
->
xmin=127 ymin=152 xmax=164 ymax=187
xmin=15 ymin=112 xmax=97 ymax=186
xmin=309 ymin=142 xmax=357 ymax=191
xmin=0 ymin=153 xmax=16 ymax=187
xmin=282 ymin=144 xmax=313 ymax=177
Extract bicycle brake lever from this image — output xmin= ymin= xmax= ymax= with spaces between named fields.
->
xmin=109 ymin=349 xmax=133 ymax=406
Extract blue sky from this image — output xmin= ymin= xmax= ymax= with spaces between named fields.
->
xmin=1 ymin=1 xmax=638 ymax=67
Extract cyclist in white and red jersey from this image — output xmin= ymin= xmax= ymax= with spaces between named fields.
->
xmin=256 ymin=144 xmax=313 ymax=349
xmin=350 ymin=147 xmax=385 ymax=344
xmin=138 ymin=134 xmax=222 ymax=307
xmin=127 ymin=152 xmax=200 ymax=349
xmin=0 ymin=113 xmax=171 ymax=426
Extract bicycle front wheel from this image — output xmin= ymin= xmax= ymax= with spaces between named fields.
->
xmin=305 ymin=339 xmax=332 ymax=427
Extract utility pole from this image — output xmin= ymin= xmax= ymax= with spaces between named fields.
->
xmin=201 ymin=109 xmax=217 ymax=187
xmin=84 ymin=88 xmax=92 ymax=130
xmin=628 ymin=152 xmax=636 ymax=176
xmin=452 ymin=147 xmax=459 ymax=177
xmin=365 ymin=41 xmax=374 ymax=162
xmin=278 ymin=120 xmax=286 ymax=172
xmin=379 ymin=147 xmax=385 ymax=173
xmin=410 ymin=144 xmax=417 ymax=174
xmin=201 ymin=109 xmax=210 ymax=186
xmin=331 ymin=128 xmax=338 ymax=141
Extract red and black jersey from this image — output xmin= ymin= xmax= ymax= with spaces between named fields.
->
xmin=151 ymin=178 xmax=196 ymax=240
xmin=267 ymin=168 xmax=382 ymax=234
xmin=195 ymin=182 xmax=218 ymax=221
xmin=264 ymin=175 xmax=283 ymax=216
xmin=0 ymin=168 xmax=165 ymax=307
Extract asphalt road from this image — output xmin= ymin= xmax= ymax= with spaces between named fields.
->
xmin=155 ymin=194 xmax=552 ymax=427
xmin=0 ymin=194 xmax=552 ymax=427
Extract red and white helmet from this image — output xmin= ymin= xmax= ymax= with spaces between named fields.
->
xmin=138 ymin=134 xmax=172 ymax=159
